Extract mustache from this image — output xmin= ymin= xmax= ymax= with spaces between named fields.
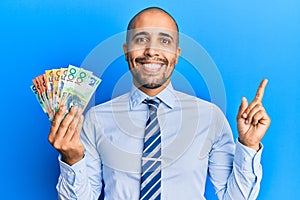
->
xmin=135 ymin=56 xmax=168 ymax=65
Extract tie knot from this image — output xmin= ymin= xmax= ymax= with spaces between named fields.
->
xmin=143 ymin=98 xmax=161 ymax=110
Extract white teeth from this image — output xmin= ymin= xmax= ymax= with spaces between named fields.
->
xmin=143 ymin=63 xmax=161 ymax=70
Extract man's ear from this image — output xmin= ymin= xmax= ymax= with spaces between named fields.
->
xmin=123 ymin=43 xmax=129 ymax=61
xmin=175 ymin=47 xmax=181 ymax=65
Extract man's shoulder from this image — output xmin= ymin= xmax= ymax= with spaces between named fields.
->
xmin=173 ymin=89 xmax=225 ymax=116
xmin=174 ymin=90 xmax=216 ymax=107
xmin=89 ymin=92 xmax=130 ymax=113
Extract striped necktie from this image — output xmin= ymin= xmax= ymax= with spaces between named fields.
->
xmin=140 ymin=98 xmax=162 ymax=200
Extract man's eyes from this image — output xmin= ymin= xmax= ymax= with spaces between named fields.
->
xmin=134 ymin=37 xmax=171 ymax=45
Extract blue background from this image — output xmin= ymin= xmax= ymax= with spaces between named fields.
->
xmin=1 ymin=0 xmax=299 ymax=199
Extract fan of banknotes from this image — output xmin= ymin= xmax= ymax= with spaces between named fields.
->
xmin=30 ymin=65 xmax=101 ymax=121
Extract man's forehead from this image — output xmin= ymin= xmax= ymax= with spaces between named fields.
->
xmin=128 ymin=27 xmax=178 ymax=37
xmin=126 ymin=8 xmax=179 ymax=44
xmin=133 ymin=10 xmax=177 ymax=31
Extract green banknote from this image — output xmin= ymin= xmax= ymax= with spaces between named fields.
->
xmin=62 ymin=67 xmax=93 ymax=111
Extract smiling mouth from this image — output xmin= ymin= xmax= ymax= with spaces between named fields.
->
xmin=142 ymin=63 xmax=163 ymax=72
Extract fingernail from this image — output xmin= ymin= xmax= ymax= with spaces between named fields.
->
xmin=245 ymin=119 xmax=249 ymax=124
xmin=242 ymin=113 xmax=247 ymax=118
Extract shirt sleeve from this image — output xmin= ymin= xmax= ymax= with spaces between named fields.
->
xmin=56 ymin=107 xmax=103 ymax=200
xmin=232 ymin=140 xmax=263 ymax=200
xmin=208 ymin=105 xmax=263 ymax=200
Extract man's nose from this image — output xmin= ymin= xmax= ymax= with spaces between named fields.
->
xmin=144 ymin=41 xmax=160 ymax=57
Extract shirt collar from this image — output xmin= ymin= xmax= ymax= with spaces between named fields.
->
xmin=129 ymin=83 xmax=178 ymax=110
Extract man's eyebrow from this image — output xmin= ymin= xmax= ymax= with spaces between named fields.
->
xmin=159 ymin=32 xmax=174 ymax=41
xmin=131 ymin=31 xmax=175 ymax=41
xmin=131 ymin=31 xmax=149 ymax=40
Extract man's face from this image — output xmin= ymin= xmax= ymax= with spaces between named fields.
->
xmin=124 ymin=11 xmax=181 ymax=90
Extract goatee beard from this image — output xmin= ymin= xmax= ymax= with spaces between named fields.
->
xmin=141 ymin=82 xmax=163 ymax=89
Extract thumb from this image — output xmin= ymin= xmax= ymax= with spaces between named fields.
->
xmin=238 ymin=97 xmax=248 ymax=118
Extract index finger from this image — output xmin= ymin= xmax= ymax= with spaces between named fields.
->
xmin=254 ymin=79 xmax=268 ymax=102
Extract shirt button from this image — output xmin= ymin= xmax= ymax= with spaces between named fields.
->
xmin=244 ymin=157 xmax=249 ymax=161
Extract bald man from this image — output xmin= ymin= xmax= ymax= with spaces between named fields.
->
xmin=49 ymin=7 xmax=270 ymax=200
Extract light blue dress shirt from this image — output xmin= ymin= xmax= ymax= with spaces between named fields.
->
xmin=57 ymin=83 xmax=262 ymax=200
